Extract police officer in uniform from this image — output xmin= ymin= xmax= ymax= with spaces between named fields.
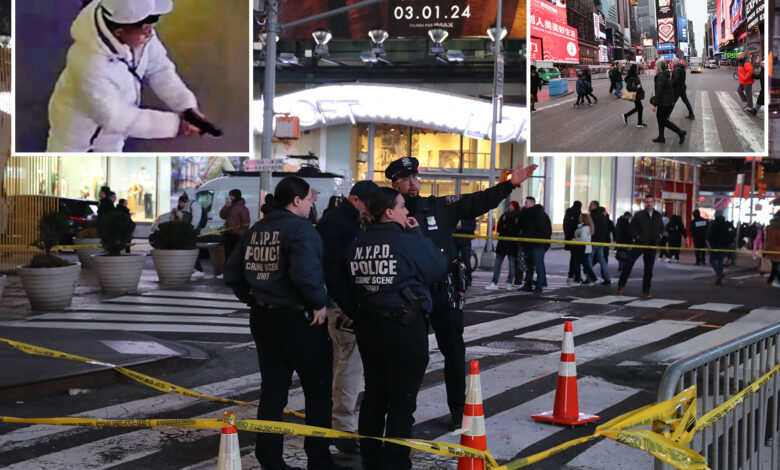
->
xmin=224 ymin=176 xmax=346 ymax=470
xmin=689 ymin=209 xmax=709 ymax=265
xmin=346 ymin=187 xmax=447 ymax=470
xmin=384 ymin=157 xmax=538 ymax=426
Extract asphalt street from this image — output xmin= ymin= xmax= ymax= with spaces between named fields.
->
xmin=0 ymin=248 xmax=777 ymax=469
xmin=530 ymin=67 xmax=765 ymax=153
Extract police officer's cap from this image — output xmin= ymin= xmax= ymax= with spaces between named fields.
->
xmin=101 ymin=0 xmax=173 ymax=25
xmin=349 ymin=180 xmax=379 ymax=201
xmin=384 ymin=157 xmax=419 ymax=181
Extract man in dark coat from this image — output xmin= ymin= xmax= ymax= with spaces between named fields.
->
xmin=97 ymin=185 xmax=115 ymax=216
xmin=520 ymin=197 xmax=552 ymax=294
xmin=689 ymin=209 xmax=709 ymax=265
xmin=564 ymin=201 xmax=582 ymax=284
xmin=652 ymin=60 xmax=686 ymax=145
xmin=589 ymin=201 xmax=612 ymax=285
xmin=616 ymin=195 xmax=665 ymax=298
xmin=707 ymin=210 xmax=734 ymax=285
xmin=671 ymin=57 xmax=695 ymax=119
xmin=615 ymin=211 xmax=633 ymax=272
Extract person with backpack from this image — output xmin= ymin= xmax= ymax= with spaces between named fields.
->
xmin=707 ymin=209 xmax=733 ymax=285
xmin=574 ymin=68 xmax=594 ymax=108
xmin=665 ymin=214 xmax=686 ymax=262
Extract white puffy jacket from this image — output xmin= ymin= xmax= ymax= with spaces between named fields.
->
xmin=47 ymin=1 xmax=197 ymax=152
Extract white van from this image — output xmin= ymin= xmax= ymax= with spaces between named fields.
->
xmin=153 ymin=170 xmax=345 ymax=243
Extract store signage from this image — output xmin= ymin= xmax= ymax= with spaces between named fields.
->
xmin=529 ymin=37 xmax=542 ymax=61
xmin=247 ymin=159 xmax=286 ymax=172
xmin=530 ymin=0 xmax=579 ymax=63
xmin=730 ymin=0 xmax=743 ymax=33
xmin=661 ymin=191 xmax=687 ymax=201
xmin=712 ymin=15 xmax=719 ymax=53
xmin=254 ymin=84 xmax=528 ymax=143
xmin=745 ymin=0 xmax=765 ymax=30
xmin=599 ymin=45 xmax=608 ymax=63
xmin=657 ymin=42 xmax=675 ymax=51
xmin=678 ymin=17 xmax=689 ymax=42
xmin=642 ymin=38 xmax=655 ymax=47
xmin=598 ymin=11 xmax=607 ymax=40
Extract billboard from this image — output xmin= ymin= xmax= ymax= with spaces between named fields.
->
xmin=593 ymin=12 xmax=600 ymax=41
xmin=678 ymin=17 xmax=689 ymax=42
xmin=744 ymin=0 xmax=765 ymax=31
xmin=277 ymin=0 xmax=525 ymax=39
xmin=530 ymin=0 xmax=579 ymax=63
xmin=657 ymin=42 xmax=675 ymax=51
xmin=599 ymin=45 xmax=609 ymax=63
xmin=679 ymin=42 xmax=689 ymax=56
xmin=730 ymin=0 xmax=743 ymax=33
xmin=532 ymin=0 xmax=568 ymax=26
xmin=712 ymin=15 xmax=719 ymax=53
xmin=656 ymin=0 xmax=676 ymax=45
xmin=660 ymin=52 xmax=676 ymax=62
xmin=530 ymin=37 xmax=542 ymax=61
xmin=643 ymin=38 xmax=655 ymax=47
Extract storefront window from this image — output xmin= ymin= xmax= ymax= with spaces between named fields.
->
xmin=57 ymin=156 xmax=106 ymax=200
xmin=550 ymin=157 xmax=614 ymax=228
xmin=108 ymin=157 xmax=158 ymax=222
xmin=414 ymin=130 xmax=461 ymax=171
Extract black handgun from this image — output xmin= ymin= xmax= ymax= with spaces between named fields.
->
xmin=182 ymin=108 xmax=223 ymax=137
xmin=398 ymin=287 xmax=424 ymax=326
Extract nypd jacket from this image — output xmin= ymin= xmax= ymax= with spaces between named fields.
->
xmin=224 ymin=209 xmax=327 ymax=311
xmin=47 ymin=1 xmax=197 ymax=152
xmin=346 ymin=223 xmax=447 ymax=314
xmin=316 ymin=200 xmax=362 ymax=317
xmin=405 ymin=180 xmax=515 ymax=262
xmin=689 ymin=216 xmax=709 ymax=243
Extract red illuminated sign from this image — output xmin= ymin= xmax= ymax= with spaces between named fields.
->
xmin=530 ymin=37 xmax=542 ymax=61
xmin=530 ymin=0 xmax=579 ymax=63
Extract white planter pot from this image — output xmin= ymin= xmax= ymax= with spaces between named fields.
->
xmin=151 ymin=249 xmax=199 ymax=285
xmin=92 ymin=254 xmax=146 ymax=296
xmin=0 ymin=274 xmax=6 ymax=300
xmin=17 ymin=263 xmax=81 ymax=311
xmin=75 ymin=238 xmax=104 ymax=266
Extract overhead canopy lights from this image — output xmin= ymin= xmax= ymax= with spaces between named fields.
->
xmin=312 ymin=28 xmax=332 ymax=56
xmin=428 ymin=27 xmax=449 ymax=55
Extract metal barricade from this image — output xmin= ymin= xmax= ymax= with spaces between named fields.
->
xmin=655 ymin=323 xmax=780 ymax=470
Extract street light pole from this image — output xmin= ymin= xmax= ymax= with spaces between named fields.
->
xmin=260 ymin=0 xmax=278 ymax=219
xmin=481 ymin=0 xmax=503 ymax=269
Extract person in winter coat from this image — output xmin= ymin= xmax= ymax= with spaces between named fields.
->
xmin=584 ymin=68 xmax=598 ymax=104
xmin=616 ymin=195 xmax=665 ymax=298
xmin=671 ymin=57 xmax=695 ymax=119
xmin=688 ymin=209 xmax=709 ymax=265
xmin=611 ymin=63 xmax=624 ymax=99
xmin=615 ymin=211 xmax=633 ymax=272
xmin=564 ymin=201 xmax=583 ymax=285
xmin=707 ymin=209 xmax=734 ymax=285
xmin=622 ymin=64 xmax=648 ymax=128
xmin=573 ymin=213 xmax=599 ymax=285
xmin=486 ymin=201 xmax=522 ymax=290
xmin=737 ymin=52 xmax=755 ymax=110
xmin=97 ymin=185 xmax=115 ymax=215
xmin=520 ymin=198 xmax=552 ymax=294
xmin=530 ymin=65 xmax=541 ymax=112
xmin=747 ymin=58 xmax=764 ymax=116
xmin=652 ymin=60 xmax=686 ymax=145
xmin=219 ymin=189 xmax=251 ymax=263
xmin=665 ymin=214 xmax=686 ymax=262
xmin=765 ymin=212 xmax=780 ymax=288
xmin=608 ymin=63 xmax=617 ymax=96
xmin=574 ymin=68 xmax=596 ymax=108
xmin=588 ymin=201 xmax=612 ymax=285
xmin=46 ymin=0 xmax=215 ymax=152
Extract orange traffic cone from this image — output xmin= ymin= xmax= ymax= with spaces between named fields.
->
xmin=218 ymin=411 xmax=242 ymax=470
xmin=454 ymin=360 xmax=487 ymax=470
xmin=532 ymin=321 xmax=600 ymax=426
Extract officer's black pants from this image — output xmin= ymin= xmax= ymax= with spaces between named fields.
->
xmin=617 ymin=248 xmax=657 ymax=293
xmin=356 ymin=313 xmax=428 ymax=470
xmin=694 ymin=240 xmax=707 ymax=264
xmin=250 ymin=307 xmax=333 ymax=470
xmin=429 ymin=288 xmax=466 ymax=422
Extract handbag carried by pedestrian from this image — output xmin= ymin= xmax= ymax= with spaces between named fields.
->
xmin=621 ymin=88 xmax=637 ymax=101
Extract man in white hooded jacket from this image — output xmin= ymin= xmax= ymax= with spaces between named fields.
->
xmin=47 ymin=0 xmax=212 ymax=152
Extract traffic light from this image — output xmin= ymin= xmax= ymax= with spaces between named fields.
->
xmin=756 ymin=165 xmax=764 ymax=181
xmin=757 ymin=165 xmax=766 ymax=199
xmin=758 ymin=182 xmax=767 ymax=199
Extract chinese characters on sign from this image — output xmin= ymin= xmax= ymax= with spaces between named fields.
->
xmin=530 ymin=0 xmax=578 ymax=63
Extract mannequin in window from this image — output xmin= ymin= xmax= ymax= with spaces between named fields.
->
xmin=127 ymin=178 xmax=142 ymax=215
xmin=139 ymin=167 xmax=153 ymax=219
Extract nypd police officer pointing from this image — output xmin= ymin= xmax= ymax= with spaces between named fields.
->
xmin=224 ymin=176 xmax=346 ymax=470
xmin=385 ymin=156 xmax=538 ymax=427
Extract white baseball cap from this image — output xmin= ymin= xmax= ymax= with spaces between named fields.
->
xmin=100 ymin=0 xmax=173 ymax=25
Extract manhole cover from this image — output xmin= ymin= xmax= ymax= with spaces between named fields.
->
xmin=484 ymin=340 xmax=560 ymax=352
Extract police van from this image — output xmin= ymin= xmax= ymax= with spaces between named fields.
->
xmin=153 ymin=169 xmax=345 ymax=243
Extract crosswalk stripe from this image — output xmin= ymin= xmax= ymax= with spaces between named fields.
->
xmin=516 ymin=316 xmax=618 ymax=341
xmin=104 ymin=295 xmax=248 ymax=310
xmin=0 ymin=321 xmax=250 ymax=334
xmin=72 ymin=303 xmax=238 ymax=315
xmin=714 ymin=90 xmax=763 ymax=152
xmin=572 ymin=295 xmax=638 ymax=305
xmin=688 ymin=302 xmax=741 ymax=312
xmin=624 ymin=298 xmax=687 ymax=309
xmin=142 ymin=290 xmax=240 ymax=301
xmin=700 ymin=91 xmax=723 ymax=153
xmin=564 ymin=418 xmax=655 ymax=468
xmin=26 ymin=312 xmax=249 ymax=325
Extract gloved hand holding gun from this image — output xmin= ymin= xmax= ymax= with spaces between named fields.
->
xmin=181 ymin=108 xmax=223 ymax=137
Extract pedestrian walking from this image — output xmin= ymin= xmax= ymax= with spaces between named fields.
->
xmin=747 ymin=57 xmax=764 ymax=116
xmin=621 ymin=64 xmax=647 ymax=128
xmin=574 ymin=69 xmax=593 ymax=108
xmin=616 ymin=195 xmax=665 ymax=298
xmin=531 ymin=65 xmax=541 ymax=112
xmin=671 ymin=57 xmax=695 ymax=119
xmin=689 ymin=210 xmax=709 ymax=265
xmin=383 ymin=156 xmax=537 ymax=428
xmin=765 ymin=213 xmax=780 ymax=288
xmin=564 ymin=201 xmax=583 ymax=285
xmin=486 ymin=201 xmax=522 ymax=290
xmin=608 ymin=63 xmax=617 ymax=96
xmin=219 ymin=189 xmax=250 ymax=264
xmin=658 ymin=211 xmax=670 ymax=261
xmin=737 ymin=52 xmax=755 ymax=110
xmin=573 ymin=213 xmax=598 ymax=285
xmin=520 ymin=197 xmax=552 ymax=294
xmin=615 ymin=211 xmax=633 ymax=273
xmin=46 ymin=0 xmax=215 ymax=152
xmin=751 ymin=223 xmax=764 ymax=260
xmin=707 ymin=209 xmax=733 ymax=285
xmin=316 ymin=180 xmax=379 ymax=456
xmin=612 ymin=63 xmax=624 ymax=98
xmin=97 ymin=185 xmax=115 ymax=215
xmin=588 ymin=201 xmax=612 ymax=285
xmin=181 ymin=188 xmax=205 ymax=279
xmin=584 ymin=68 xmax=598 ymax=104
xmin=651 ymin=60 xmax=686 ymax=145
xmin=223 ymin=176 xmax=346 ymax=470
xmin=665 ymin=214 xmax=686 ymax=262
xmin=345 ymin=187 xmax=447 ymax=470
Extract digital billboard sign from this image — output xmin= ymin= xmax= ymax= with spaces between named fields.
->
xmin=678 ymin=17 xmax=688 ymax=42
xmin=712 ymin=15 xmax=719 ymax=53
xmin=530 ymin=0 xmax=579 ymax=63
xmin=530 ymin=37 xmax=542 ymax=61
xmin=642 ymin=38 xmax=655 ymax=47
xmin=657 ymin=42 xmax=675 ymax=51
xmin=730 ymin=0 xmax=743 ymax=33
xmin=744 ymin=0 xmax=765 ymax=31
xmin=656 ymin=0 xmax=676 ymax=45
xmin=679 ymin=42 xmax=689 ymax=56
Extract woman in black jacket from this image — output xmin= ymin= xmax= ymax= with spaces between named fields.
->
xmin=665 ymin=214 xmax=687 ymax=262
xmin=651 ymin=60 xmax=686 ymax=145
xmin=621 ymin=64 xmax=647 ymax=128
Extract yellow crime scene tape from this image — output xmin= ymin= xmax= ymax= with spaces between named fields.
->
xmin=452 ymin=233 xmax=780 ymax=256
xmin=3 ymin=337 xmax=779 ymax=469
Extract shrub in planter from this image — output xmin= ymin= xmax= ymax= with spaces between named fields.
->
xmin=149 ymin=221 xmax=199 ymax=285
xmin=74 ymin=224 xmax=103 ymax=266
xmin=18 ymin=211 xmax=81 ymax=310
xmin=92 ymin=211 xmax=145 ymax=296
